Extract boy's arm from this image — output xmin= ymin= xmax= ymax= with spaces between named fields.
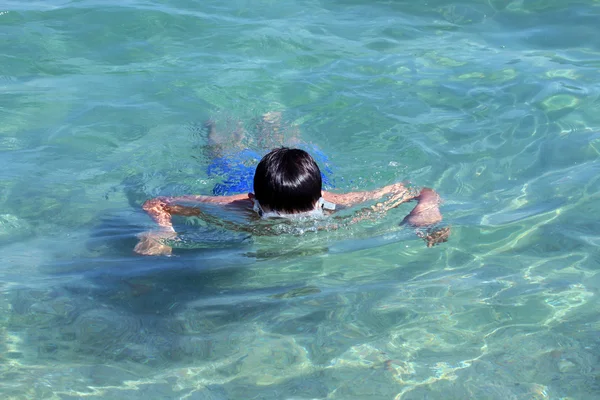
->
xmin=323 ymin=183 xmax=442 ymax=225
xmin=322 ymin=182 xmax=416 ymax=208
xmin=325 ymin=184 xmax=448 ymax=247
xmin=134 ymin=193 xmax=252 ymax=256
xmin=140 ymin=193 xmax=252 ymax=229
xmin=327 ymin=184 xmax=442 ymax=225
xmin=165 ymin=193 xmax=253 ymax=205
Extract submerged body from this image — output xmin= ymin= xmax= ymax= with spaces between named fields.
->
xmin=135 ymin=118 xmax=448 ymax=255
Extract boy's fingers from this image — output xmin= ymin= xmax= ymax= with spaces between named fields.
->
xmin=134 ymin=242 xmax=172 ymax=256
xmin=424 ymin=227 xmax=451 ymax=247
xmin=134 ymin=232 xmax=174 ymax=256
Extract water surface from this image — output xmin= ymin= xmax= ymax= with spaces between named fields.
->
xmin=1 ymin=0 xmax=600 ymax=399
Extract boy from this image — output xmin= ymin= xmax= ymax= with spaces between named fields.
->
xmin=134 ymin=147 xmax=448 ymax=256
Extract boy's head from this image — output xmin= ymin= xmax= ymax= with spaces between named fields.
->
xmin=253 ymin=147 xmax=322 ymax=214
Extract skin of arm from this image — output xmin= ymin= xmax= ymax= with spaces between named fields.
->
xmin=322 ymin=182 xmax=414 ymax=208
xmin=323 ymin=183 xmax=442 ymax=226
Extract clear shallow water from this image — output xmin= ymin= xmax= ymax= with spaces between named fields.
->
xmin=1 ymin=0 xmax=600 ymax=398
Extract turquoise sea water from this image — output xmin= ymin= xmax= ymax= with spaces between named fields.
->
xmin=2 ymin=0 xmax=600 ymax=398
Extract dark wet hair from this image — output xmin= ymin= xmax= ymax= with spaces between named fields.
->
xmin=253 ymin=147 xmax=322 ymax=213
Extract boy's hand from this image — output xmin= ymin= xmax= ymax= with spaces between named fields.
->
xmin=417 ymin=227 xmax=451 ymax=248
xmin=134 ymin=230 xmax=177 ymax=256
